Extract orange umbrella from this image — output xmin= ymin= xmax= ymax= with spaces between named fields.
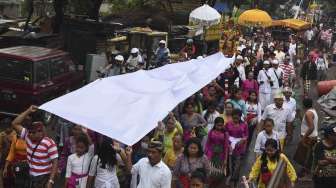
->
xmin=238 ymin=9 xmax=272 ymax=27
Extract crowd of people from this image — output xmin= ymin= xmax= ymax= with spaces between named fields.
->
xmin=0 ymin=22 xmax=336 ymax=188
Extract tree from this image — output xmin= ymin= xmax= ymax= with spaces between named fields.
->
xmin=24 ymin=0 xmax=34 ymax=31
xmin=53 ymin=0 xmax=66 ymax=33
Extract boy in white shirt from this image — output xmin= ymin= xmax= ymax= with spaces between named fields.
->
xmin=254 ymin=118 xmax=280 ymax=156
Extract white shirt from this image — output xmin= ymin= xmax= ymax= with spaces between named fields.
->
xmin=258 ymin=68 xmax=275 ymax=94
xmin=289 ymin=43 xmax=296 ymax=55
xmin=66 ymin=144 xmax=95 ymax=188
xmin=261 ymin=104 xmax=292 ymax=139
xmin=301 ymin=109 xmax=318 ymax=138
xmin=237 ymin=64 xmax=246 ymax=81
xmin=268 ymin=42 xmax=275 ymax=48
xmin=305 ymin=30 xmax=314 ymax=41
xmin=202 ymin=110 xmax=220 ymax=130
xmin=274 ymin=50 xmax=285 ymax=63
xmin=237 ymin=44 xmax=246 ymax=52
xmin=89 ymin=155 xmax=123 ymax=188
xmin=283 ymin=97 xmax=296 ymax=122
xmin=271 ymin=67 xmax=284 ymax=89
xmin=131 ymin=158 xmax=171 ymax=188
xmin=254 ymin=130 xmax=280 ymax=154
xmin=127 ymin=55 xmax=144 ymax=69
xmin=245 ymin=102 xmax=262 ymax=122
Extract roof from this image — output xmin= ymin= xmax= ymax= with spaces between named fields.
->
xmin=0 ymin=46 xmax=67 ymax=62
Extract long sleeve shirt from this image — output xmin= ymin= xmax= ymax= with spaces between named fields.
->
xmin=249 ymin=154 xmax=297 ymax=188
xmin=257 ymin=69 xmax=275 ymax=94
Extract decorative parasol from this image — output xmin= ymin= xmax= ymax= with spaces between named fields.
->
xmin=189 ymin=4 xmax=221 ymax=27
xmin=238 ymin=9 xmax=272 ymax=27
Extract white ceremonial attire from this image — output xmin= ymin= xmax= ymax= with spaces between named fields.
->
xmin=131 ymin=158 xmax=171 ymax=188
xmin=258 ymin=69 xmax=275 ymax=110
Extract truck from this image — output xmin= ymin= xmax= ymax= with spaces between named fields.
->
xmin=0 ymin=46 xmax=85 ymax=117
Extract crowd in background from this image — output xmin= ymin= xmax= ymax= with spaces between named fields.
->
xmin=0 ymin=22 xmax=335 ymax=188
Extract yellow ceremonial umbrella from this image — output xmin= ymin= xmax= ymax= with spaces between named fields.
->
xmin=280 ymin=19 xmax=312 ymax=30
xmin=238 ymin=9 xmax=272 ymax=27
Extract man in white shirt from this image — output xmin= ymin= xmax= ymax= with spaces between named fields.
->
xmin=257 ymin=61 xmax=275 ymax=110
xmin=237 ymin=39 xmax=246 ymax=52
xmin=236 ymin=55 xmax=246 ymax=81
xmin=274 ymin=46 xmax=285 ymax=63
xmin=288 ymin=40 xmax=297 ymax=63
xmin=126 ymin=48 xmax=144 ymax=72
xmin=294 ymin=98 xmax=318 ymax=176
xmin=305 ymin=29 xmax=314 ymax=48
xmin=259 ymin=90 xmax=293 ymax=149
xmin=315 ymin=52 xmax=328 ymax=81
xmin=129 ymin=140 xmax=171 ymax=188
xmin=271 ymin=60 xmax=284 ymax=101
xmin=283 ymin=87 xmax=296 ymax=122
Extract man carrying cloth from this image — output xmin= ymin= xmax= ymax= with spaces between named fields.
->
xmin=11 ymin=106 xmax=58 ymax=188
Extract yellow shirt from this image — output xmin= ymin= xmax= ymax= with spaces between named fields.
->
xmin=163 ymin=148 xmax=183 ymax=169
xmin=163 ymin=122 xmax=183 ymax=152
xmin=249 ymin=153 xmax=297 ymax=188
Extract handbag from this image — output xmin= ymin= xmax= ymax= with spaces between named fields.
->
xmin=13 ymin=161 xmax=29 ymax=177
xmin=13 ymin=137 xmax=31 ymax=177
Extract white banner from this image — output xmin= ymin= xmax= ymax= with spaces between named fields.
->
xmin=40 ymin=53 xmax=233 ymax=145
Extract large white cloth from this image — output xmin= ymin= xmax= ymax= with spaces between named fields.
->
xmin=40 ymin=53 xmax=233 ymax=145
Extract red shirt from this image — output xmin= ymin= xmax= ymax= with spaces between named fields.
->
xmin=21 ymin=128 xmax=58 ymax=176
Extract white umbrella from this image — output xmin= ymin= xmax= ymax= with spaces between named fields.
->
xmin=189 ymin=4 xmax=221 ymax=27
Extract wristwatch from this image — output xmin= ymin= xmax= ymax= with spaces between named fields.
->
xmin=48 ymin=179 xmax=55 ymax=184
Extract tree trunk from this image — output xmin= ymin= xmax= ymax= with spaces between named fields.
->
xmin=88 ymin=0 xmax=103 ymax=21
xmin=52 ymin=0 xmax=65 ymax=33
xmin=165 ymin=0 xmax=174 ymax=12
xmin=24 ymin=0 xmax=34 ymax=31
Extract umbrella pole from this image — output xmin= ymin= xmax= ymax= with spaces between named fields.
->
xmin=203 ymin=25 xmax=208 ymax=56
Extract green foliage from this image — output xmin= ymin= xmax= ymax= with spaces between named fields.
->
xmin=68 ymin=0 xmax=94 ymax=15
xmin=107 ymin=0 xmax=163 ymax=12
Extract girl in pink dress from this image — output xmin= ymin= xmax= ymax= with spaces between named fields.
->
xmin=205 ymin=117 xmax=229 ymax=186
xmin=242 ymin=71 xmax=259 ymax=100
xmin=225 ymin=109 xmax=248 ymax=186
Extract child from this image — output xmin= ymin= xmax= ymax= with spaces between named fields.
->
xmin=190 ymin=168 xmax=207 ymax=188
xmin=226 ymin=109 xmax=248 ymax=186
xmin=205 ymin=117 xmax=229 ymax=186
xmin=65 ymin=128 xmax=94 ymax=188
xmin=254 ymin=118 xmax=280 ymax=156
xmin=87 ymin=137 xmax=129 ymax=188
xmin=248 ymin=139 xmax=297 ymax=188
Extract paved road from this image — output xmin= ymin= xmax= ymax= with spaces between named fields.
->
xmin=239 ymin=62 xmax=336 ymax=188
